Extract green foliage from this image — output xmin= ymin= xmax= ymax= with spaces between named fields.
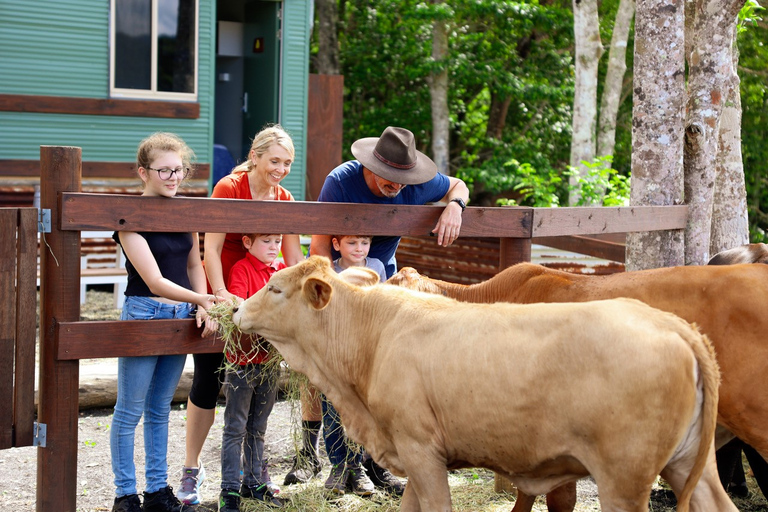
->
xmin=496 ymin=156 xmax=630 ymax=208
xmin=738 ymin=0 xmax=764 ymax=34
xmin=568 ymin=156 xmax=630 ymax=207
xmin=736 ymin=2 xmax=768 ymax=242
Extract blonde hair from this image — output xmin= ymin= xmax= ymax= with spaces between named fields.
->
xmin=136 ymin=132 xmax=195 ymax=178
xmin=232 ymin=124 xmax=295 ymax=174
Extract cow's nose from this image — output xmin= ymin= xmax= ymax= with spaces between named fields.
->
xmin=232 ymin=306 xmax=239 ymax=313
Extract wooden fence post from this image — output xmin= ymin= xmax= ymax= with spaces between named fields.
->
xmin=37 ymin=146 xmax=82 ymax=512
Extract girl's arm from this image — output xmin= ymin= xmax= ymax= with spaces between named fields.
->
xmin=281 ymin=234 xmax=304 ymax=266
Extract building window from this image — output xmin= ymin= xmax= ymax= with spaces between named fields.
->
xmin=110 ymin=0 xmax=198 ymax=100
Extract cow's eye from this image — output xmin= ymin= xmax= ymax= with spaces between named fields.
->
xmin=268 ymin=285 xmax=281 ymax=294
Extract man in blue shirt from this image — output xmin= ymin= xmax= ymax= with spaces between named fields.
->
xmin=308 ymin=126 xmax=470 ymax=497
xmin=311 ymin=126 xmax=470 ymax=278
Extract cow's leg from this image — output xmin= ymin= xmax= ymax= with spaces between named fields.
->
xmin=511 ymin=483 xmax=575 ymax=512
xmin=660 ymin=444 xmax=738 ymax=512
xmin=395 ymin=448 xmax=452 ymax=512
xmin=590 ymin=468 xmax=655 ymax=512
xmin=510 ymin=489 xmax=535 ymax=512
xmin=546 ymin=482 xmax=577 ymax=511
xmin=400 ymin=481 xmax=422 ymax=512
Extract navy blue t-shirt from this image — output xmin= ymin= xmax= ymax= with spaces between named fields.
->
xmin=113 ymin=231 xmax=193 ymax=297
xmin=317 ymin=160 xmax=450 ymax=278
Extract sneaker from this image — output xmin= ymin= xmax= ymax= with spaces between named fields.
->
xmin=324 ymin=464 xmax=348 ymax=495
xmin=112 ymin=494 xmax=142 ymax=512
xmin=218 ymin=489 xmax=241 ymax=512
xmin=283 ymin=450 xmax=323 ymax=485
xmin=347 ymin=463 xmax=375 ymax=496
xmin=363 ymin=458 xmax=406 ymax=496
xmin=143 ymin=486 xmax=195 ymax=512
xmin=240 ymin=483 xmax=284 ymax=508
xmin=261 ymin=458 xmax=281 ymax=495
xmin=177 ymin=463 xmax=206 ymax=505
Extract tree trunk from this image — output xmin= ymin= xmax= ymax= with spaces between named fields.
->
xmin=625 ymin=0 xmax=686 ymax=271
xmin=487 ymin=92 xmax=512 ymax=140
xmin=683 ymin=0 xmax=745 ymax=265
xmin=315 ymin=0 xmax=340 ymax=75
xmin=710 ymin=25 xmax=749 ymax=254
xmin=569 ymin=0 xmax=603 ymax=205
xmin=429 ymin=3 xmax=450 ymax=175
xmin=596 ymin=0 xmax=635 ymax=160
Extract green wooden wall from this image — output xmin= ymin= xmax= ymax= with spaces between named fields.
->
xmin=0 ymin=0 xmax=216 ymax=166
xmin=279 ymin=0 xmax=311 ymax=200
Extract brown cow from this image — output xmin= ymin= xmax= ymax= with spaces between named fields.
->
xmin=389 ymin=262 xmax=768 ymax=510
xmin=232 ymin=256 xmax=734 ymax=512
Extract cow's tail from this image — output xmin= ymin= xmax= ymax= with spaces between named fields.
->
xmin=675 ymin=322 xmax=721 ymax=512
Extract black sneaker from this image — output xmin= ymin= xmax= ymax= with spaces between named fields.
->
xmin=143 ymin=486 xmax=195 ymax=512
xmin=324 ymin=464 xmax=348 ymax=495
xmin=240 ymin=483 xmax=284 ymax=508
xmin=283 ymin=450 xmax=323 ymax=485
xmin=112 ymin=494 xmax=142 ymax=512
xmin=363 ymin=458 xmax=406 ymax=496
xmin=346 ymin=463 xmax=375 ymax=496
xmin=219 ymin=489 xmax=241 ymax=512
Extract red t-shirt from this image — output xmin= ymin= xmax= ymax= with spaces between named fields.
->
xmin=226 ymin=252 xmax=286 ymax=365
xmin=210 ymin=171 xmax=295 ymax=286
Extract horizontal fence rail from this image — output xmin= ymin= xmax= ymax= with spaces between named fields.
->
xmin=39 ymin=145 xmax=689 ymax=511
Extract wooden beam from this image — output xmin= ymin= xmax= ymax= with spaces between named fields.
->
xmin=60 ymin=193 xmax=534 ymax=238
xmin=533 ymin=234 xmax=626 ymax=263
xmin=0 ymin=94 xmax=200 ymax=119
xmin=38 ymin=146 xmax=81 ymax=512
xmin=0 ymin=210 xmax=16 ymax=449
xmin=0 ymin=160 xmax=210 ymax=180
xmin=531 ymin=206 xmax=688 ymax=237
xmin=56 ymin=320 xmax=223 ymax=360
xmin=14 ymin=208 xmax=37 ymax=447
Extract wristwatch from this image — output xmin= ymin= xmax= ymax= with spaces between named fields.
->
xmin=449 ymin=197 xmax=466 ymax=212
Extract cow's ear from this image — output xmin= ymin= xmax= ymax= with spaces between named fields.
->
xmin=303 ymin=277 xmax=333 ymax=310
xmin=338 ymin=267 xmax=379 ymax=287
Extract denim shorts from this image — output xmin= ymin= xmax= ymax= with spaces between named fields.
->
xmin=121 ymin=295 xmax=194 ymax=321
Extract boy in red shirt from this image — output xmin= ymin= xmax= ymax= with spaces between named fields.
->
xmin=219 ymin=234 xmax=286 ymax=511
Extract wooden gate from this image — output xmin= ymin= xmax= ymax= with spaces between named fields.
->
xmin=0 ymin=207 xmax=37 ymax=449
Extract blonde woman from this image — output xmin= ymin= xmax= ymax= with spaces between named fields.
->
xmin=177 ymin=125 xmax=320 ymax=505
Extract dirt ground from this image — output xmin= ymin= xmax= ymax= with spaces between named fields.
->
xmin=2 ymin=290 xmax=766 ymax=511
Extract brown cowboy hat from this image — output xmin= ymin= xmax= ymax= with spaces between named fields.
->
xmin=351 ymin=126 xmax=437 ymax=185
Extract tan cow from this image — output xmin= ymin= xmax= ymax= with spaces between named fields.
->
xmin=389 ymin=262 xmax=768 ymax=510
xmin=233 ymin=256 xmax=733 ymax=512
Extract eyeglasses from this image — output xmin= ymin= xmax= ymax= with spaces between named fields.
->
xmin=147 ymin=167 xmax=190 ymax=180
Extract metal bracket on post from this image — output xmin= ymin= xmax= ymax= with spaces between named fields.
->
xmin=38 ymin=208 xmax=51 ymax=233
xmin=33 ymin=422 xmax=47 ymax=447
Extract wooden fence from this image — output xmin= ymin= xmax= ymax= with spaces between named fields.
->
xmin=22 ymin=145 xmax=689 ymax=511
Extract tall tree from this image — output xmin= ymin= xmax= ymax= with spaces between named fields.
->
xmin=429 ymin=1 xmax=451 ymax=175
xmin=683 ymin=0 xmax=748 ymax=264
xmin=625 ymin=0 xmax=686 ymax=270
xmin=709 ymin=25 xmax=749 ymax=253
xmin=597 ymin=0 xmax=635 ymax=160
xmin=569 ymin=0 xmax=603 ymax=204
xmin=315 ymin=0 xmax=341 ymax=75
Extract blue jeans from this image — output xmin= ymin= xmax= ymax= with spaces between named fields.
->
xmin=322 ymin=395 xmax=362 ymax=467
xmin=221 ymin=363 xmax=278 ymax=491
xmin=110 ymin=296 xmax=193 ymax=497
